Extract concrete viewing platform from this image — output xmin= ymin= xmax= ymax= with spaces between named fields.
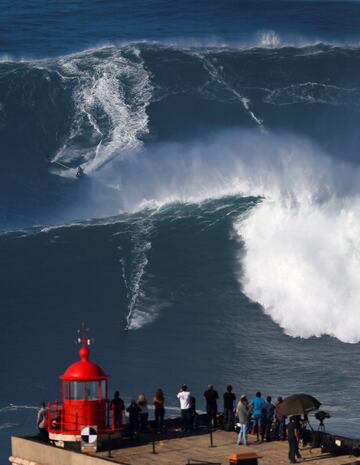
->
xmin=11 ymin=430 xmax=360 ymax=465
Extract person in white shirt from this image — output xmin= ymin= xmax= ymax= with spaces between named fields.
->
xmin=177 ymin=385 xmax=191 ymax=431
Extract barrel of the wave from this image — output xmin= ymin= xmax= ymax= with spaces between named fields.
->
xmin=47 ymin=335 xmax=121 ymax=448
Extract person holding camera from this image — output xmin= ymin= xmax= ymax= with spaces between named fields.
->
xmin=177 ymin=385 xmax=192 ymax=432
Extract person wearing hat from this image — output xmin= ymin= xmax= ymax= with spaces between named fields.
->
xmin=236 ymin=395 xmax=249 ymax=445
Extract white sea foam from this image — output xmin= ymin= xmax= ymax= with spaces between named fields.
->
xmin=94 ymin=129 xmax=360 ymax=342
xmin=52 ymin=45 xmax=152 ymax=173
xmin=235 ymin=196 xmax=360 ymax=343
xmin=219 ymin=135 xmax=360 ymax=343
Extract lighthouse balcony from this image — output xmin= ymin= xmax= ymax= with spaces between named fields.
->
xmin=47 ymin=400 xmax=121 ymax=437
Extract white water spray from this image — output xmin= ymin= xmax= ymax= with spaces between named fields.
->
xmin=95 ymin=129 xmax=360 ymax=342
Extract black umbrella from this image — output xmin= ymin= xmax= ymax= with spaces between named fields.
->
xmin=278 ymin=394 xmax=321 ymax=417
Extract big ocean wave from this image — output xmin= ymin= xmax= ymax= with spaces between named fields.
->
xmin=2 ymin=40 xmax=360 ymax=343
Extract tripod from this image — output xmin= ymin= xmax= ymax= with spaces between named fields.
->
xmin=317 ymin=419 xmax=326 ymax=433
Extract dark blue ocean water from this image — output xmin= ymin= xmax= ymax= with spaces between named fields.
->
xmin=2 ymin=1 xmax=360 ymax=462
xmin=3 ymin=1 xmax=360 ymax=58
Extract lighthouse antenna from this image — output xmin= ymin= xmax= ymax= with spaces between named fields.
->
xmin=76 ymin=322 xmax=91 ymax=348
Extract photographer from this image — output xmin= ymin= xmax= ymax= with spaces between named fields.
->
xmin=287 ymin=416 xmax=300 ymax=464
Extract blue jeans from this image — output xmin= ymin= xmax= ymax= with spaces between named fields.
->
xmin=275 ymin=419 xmax=286 ymax=439
xmin=252 ymin=413 xmax=262 ymax=439
xmin=237 ymin=423 xmax=247 ymax=445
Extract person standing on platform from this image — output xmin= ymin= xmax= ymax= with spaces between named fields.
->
xmin=189 ymin=394 xmax=197 ymax=429
xmin=137 ymin=394 xmax=149 ymax=431
xmin=275 ymin=397 xmax=286 ymax=440
xmin=153 ymin=388 xmax=165 ymax=432
xmin=236 ymin=395 xmax=249 ymax=445
xmin=127 ymin=400 xmax=141 ymax=440
xmin=262 ymin=396 xmax=275 ymax=442
xmin=37 ymin=402 xmax=48 ymax=442
xmin=223 ymin=385 xmax=236 ymax=431
xmin=250 ymin=391 xmax=265 ymax=441
xmin=110 ymin=391 xmax=125 ymax=428
xmin=177 ymin=385 xmax=191 ymax=432
xmin=204 ymin=384 xmax=219 ymax=427
xmin=287 ymin=416 xmax=300 ymax=463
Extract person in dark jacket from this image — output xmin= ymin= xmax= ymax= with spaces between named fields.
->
xmin=189 ymin=395 xmax=197 ymax=429
xmin=287 ymin=416 xmax=299 ymax=463
xmin=204 ymin=384 xmax=219 ymax=427
xmin=262 ymin=396 xmax=275 ymax=442
xmin=127 ymin=400 xmax=141 ymax=440
xmin=110 ymin=391 xmax=125 ymax=428
xmin=223 ymin=385 xmax=236 ymax=430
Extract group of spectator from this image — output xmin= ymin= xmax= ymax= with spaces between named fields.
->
xmin=233 ymin=391 xmax=287 ymax=445
xmin=175 ymin=384 xmax=290 ymax=446
xmin=38 ymin=384 xmax=302 ymax=463
xmin=109 ymin=386 xmax=290 ymax=443
xmin=176 ymin=385 xmax=302 ymax=463
xmin=110 ymin=389 xmax=165 ymax=438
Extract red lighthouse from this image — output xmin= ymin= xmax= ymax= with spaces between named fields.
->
xmin=48 ymin=326 xmax=120 ymax=447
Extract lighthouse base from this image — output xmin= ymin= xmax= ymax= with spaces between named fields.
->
xmin=49 ymin=430 xmax=122 ymax=450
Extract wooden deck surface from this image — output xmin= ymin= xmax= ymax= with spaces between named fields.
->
xmin=97 ymin=430 xmax=359 ymax=465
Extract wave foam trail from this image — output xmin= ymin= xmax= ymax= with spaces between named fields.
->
xmin=194 ymin=53 xmax=264 ymax=129
xmin=53 ymin=46 xmax=152 ymax=172
xmin=117 ymin=217 xmax=158 ymax=330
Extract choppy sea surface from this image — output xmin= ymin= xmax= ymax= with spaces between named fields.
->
xmin=2 ymin=0 xmax=360 ymax=460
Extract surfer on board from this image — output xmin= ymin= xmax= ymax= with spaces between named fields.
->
xmin=76 ymin=165 xmax=84 ymax=178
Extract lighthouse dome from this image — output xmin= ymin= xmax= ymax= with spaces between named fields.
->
xmin=60 ymin=346 xmax=108 ymax=381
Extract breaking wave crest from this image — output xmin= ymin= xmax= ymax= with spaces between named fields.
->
xmin=217 ymin=134 xmax=360 ymax=344
xmin=235 ymin=195 xmax=360 ymax=343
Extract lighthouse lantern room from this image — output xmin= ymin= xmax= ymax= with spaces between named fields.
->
xmin=47 ymin=325 xmax=120 ymax=446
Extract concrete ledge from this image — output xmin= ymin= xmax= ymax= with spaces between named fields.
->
xmin=11 ymin=437 xmax=110 ymax=465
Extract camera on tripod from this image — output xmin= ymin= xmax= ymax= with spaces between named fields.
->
xmin=315 ymin=411 xmax=331 ymax=423
xmin=315 ymin=411 xmax=331 ymax=432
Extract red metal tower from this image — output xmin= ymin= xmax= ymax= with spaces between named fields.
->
xmin=47 ymin=325 xmax=120 ymax=447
